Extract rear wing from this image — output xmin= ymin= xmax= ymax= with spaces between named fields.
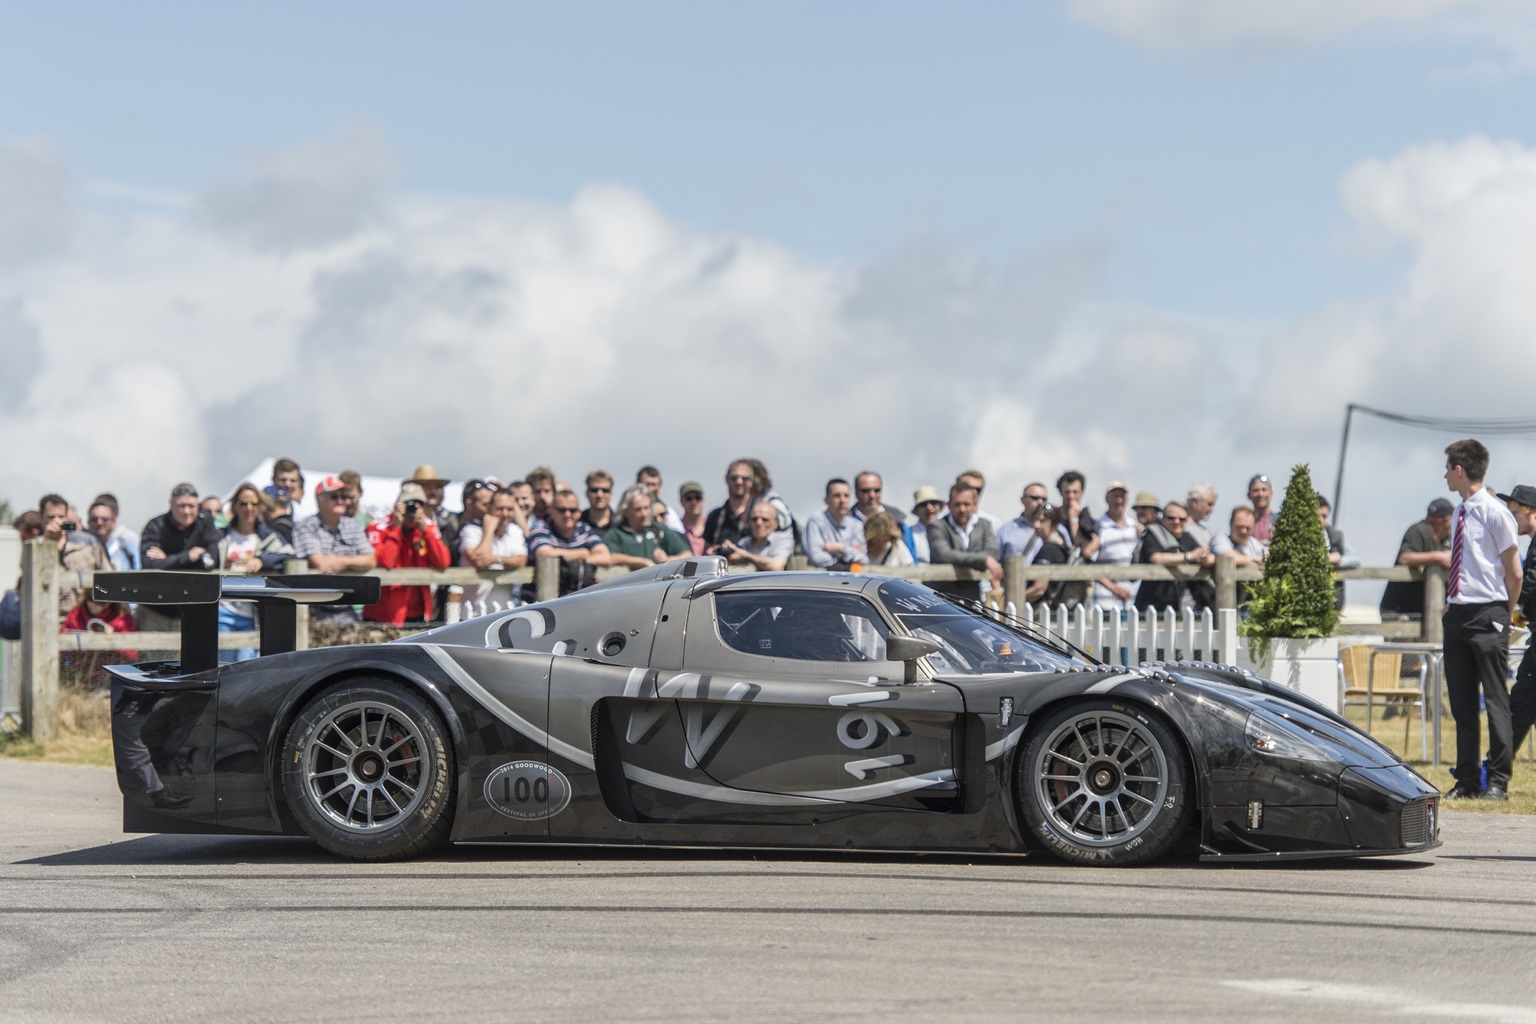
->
xmin=93 ymin=572 xmax=382 ymax=671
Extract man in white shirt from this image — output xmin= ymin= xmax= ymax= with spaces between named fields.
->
xmin=1211 ymin=506 xmax=1266 ymax=565
xmin=459 ymin=488 xmax=529 ymax=609
xmin=1092 ymin=482 xmax=1140 ymax=612
xmin=1441 ymin=439 xmax=1523 ymax=801
xmin=1184 ymin=483 xmax=1218 ymax=549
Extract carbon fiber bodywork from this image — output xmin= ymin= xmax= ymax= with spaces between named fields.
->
xmin=105 ymin=559 xmax=1441 ymax=863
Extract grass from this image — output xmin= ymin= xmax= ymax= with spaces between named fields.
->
xmin=0 ymin=682 xmax=114 ymax=767
xmin=1346 ymin=702 xmax=1536 ymax=814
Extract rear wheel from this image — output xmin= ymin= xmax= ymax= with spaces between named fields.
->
xmin=280 ymin=680 xmax=454 ymax=860
xmin=1017 ymin=699 xmax=1192 ymax=867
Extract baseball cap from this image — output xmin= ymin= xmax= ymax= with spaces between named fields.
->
xmin=1104 ymin=480 xmax=1130 ymax=495
xmin=315 ymin=476 xmax=348 ymax=496
xmin=678 ymin=481 xmax=705 ymax=499
xmin=399 ymin=482 xmax=429 ymax=503
xmin=1426 ymin=497 xmax=1454 ymax=518
xmin=1494 ymin=485 xmax=1536 ymax=508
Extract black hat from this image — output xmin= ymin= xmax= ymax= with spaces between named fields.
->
xmin=1495 ymin=484 xmax=1536 ymax=508
xmin=1426 ymin=498 xmax=1454 ymax=518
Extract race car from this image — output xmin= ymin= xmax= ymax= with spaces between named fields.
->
xmin=99 ymin=557 xmax=1439 ymax=865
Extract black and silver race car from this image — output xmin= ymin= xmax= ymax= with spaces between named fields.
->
xmin=100 ymin=557 xmax=1439 ymax=866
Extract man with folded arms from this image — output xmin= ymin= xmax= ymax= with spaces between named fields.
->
xmin=720 ymin=501 xmax=792 ymax=572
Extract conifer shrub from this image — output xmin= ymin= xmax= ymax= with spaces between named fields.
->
xmin=1238 ymin=464 xmax=1339 ymax=662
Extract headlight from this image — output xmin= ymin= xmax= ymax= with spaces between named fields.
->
xmin=1244 ymin=710 xmax=1333 ymax=762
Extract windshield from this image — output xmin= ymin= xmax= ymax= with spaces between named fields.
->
xmin=877 ymin=579 xmax=1081 ymax=675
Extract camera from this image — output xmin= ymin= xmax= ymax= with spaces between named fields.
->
xmin=198 ymin=551 xmax=217 ymax=570
xmin=60 ymin=520 xmax=79 ymax=533
xmin=404 ymin=499 xmax=421 ymax=518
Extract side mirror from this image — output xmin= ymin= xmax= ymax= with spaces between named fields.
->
xmin=886 ymin=635 xmax=940 ymax=683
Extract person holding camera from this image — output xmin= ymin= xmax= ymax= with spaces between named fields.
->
xmin=36 ymin=493 xmax=113 ymax=620
xmin=363 ymin=482 xmax=452 ymax=625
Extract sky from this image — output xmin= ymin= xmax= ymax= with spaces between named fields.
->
xmin=4 ymin=0 xmax=1536 ymax=579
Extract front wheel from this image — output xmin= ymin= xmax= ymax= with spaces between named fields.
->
xmin=280 ymin=680 xmax=455 ymax=860
xmin=1017 ymin=699 xmax=1193 ymax=867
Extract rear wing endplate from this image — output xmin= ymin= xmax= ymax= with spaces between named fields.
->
xmin=94 ymin=572 xmax=383 ymax=671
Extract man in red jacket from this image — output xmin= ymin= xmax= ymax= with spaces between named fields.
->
xmin=365 ymin=482 xmax=451 ymax=625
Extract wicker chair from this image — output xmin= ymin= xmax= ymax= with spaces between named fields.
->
xmin=1339 ymin=644 xmax=1428 ymax=760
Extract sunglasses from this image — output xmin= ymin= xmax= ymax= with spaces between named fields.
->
xmin=171 ymin=486 xmax=198 ymax=498
xmin=1164 ymin=515 xmax=1188 ymax=523
xmin=88 ymin=515 xmax=114 ymax=524
xmin=727 ymin=474 xmax=753 ymax=483
xmin=588 ymin=486 xmax=611 ymax=493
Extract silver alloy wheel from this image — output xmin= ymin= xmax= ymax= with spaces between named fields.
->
xmin=300 ymin=700 xmax=430 ymax=833
xmin=1031 ymin=709 xmax=1170 ymax=847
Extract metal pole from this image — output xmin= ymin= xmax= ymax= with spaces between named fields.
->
xmin=1333 ymin=402 xmax=1356 ymax=526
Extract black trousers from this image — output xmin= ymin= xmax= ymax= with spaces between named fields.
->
xmin=1510 ymin=642 xmax=1536 ymax=759
xmin=1443 ymin=602 xmax=1513 ymax=788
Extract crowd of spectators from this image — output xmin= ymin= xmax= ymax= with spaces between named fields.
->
xmin=6 ymin=457 xmax=1433 ymax=655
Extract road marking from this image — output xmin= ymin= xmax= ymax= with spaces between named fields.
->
xmin=1223 ymin=979 xmax=1536 ymax=1023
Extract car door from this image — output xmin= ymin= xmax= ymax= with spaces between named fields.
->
xmin=665 ymin=583 xmax=967 ymax=812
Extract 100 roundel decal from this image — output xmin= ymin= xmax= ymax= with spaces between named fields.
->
xmin=484 ymin=761 xmax=573 ymax=820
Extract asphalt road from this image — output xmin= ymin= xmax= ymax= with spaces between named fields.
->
xmin=2 ymin=759 xmax=1534 ymax=1024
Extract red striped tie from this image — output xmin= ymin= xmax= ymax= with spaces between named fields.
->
xmin=1447 ymin=504 xmax=1466 ymax=600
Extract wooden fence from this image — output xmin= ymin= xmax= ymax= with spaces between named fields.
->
xmin=1 ymin=537 xmax=1447 ymax=740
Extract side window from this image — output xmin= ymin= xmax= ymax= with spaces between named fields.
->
xmin=715 ymin=591 xmax=889 ymax=662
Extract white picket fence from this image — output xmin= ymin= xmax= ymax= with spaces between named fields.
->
xmin=1009 ymin=602 xmax=1244 ymax=668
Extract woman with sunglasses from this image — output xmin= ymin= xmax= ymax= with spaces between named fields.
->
xmin=217 ymin=482 xmax=295 ymax=663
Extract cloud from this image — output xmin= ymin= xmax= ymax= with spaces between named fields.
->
xmin=1258 ymin=134 xmax=1536 ymax=431
xmin=13 ymin=127 xmax=1536 ymax=575
xmin=1229 ymin=135 xmax=1536 ymax=561
xmin=0 ymin=140 xmax=72 ymax=271
xmin=1061 ymin=0 xmax=1533 ymax=56
xmin=196 ymin=126 xmax=397 ymax=251
xmin=6 ymin=144 xmax=1118 ymax=533
xmin=0 ymin=300 xmax=43 ymax=407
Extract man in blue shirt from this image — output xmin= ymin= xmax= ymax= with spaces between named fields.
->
xmin=804 ymin=479 xmax=866 ymax=570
